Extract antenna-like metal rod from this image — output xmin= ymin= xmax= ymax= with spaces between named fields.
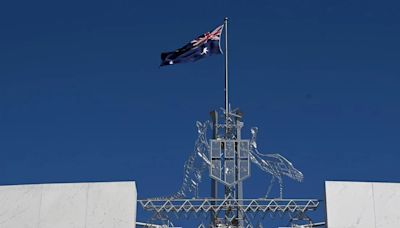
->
xmin=224 ymin=17 xmax=229 ymax=123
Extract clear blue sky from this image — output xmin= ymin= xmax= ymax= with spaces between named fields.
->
xmin=1 ymin=0 xmax=400 ymax=226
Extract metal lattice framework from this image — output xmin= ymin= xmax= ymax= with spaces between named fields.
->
xmin=140 ymin=198 xmax=319 ymax=214
xmin=140 ymin=198 xmax=320 ymax=227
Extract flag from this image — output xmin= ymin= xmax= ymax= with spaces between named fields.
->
xmin=160 ymin=25 xmax=224 ymax=66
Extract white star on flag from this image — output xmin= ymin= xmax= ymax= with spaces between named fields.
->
xmin=200 ymin=47 xmax=209 ymax=55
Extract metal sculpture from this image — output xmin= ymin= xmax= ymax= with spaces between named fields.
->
xmin=140 ymin=108 xmax=319 ymax=227
xmin=161 ymin=113 xmax=303 ymax=200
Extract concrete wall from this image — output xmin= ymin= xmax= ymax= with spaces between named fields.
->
xmin=325 ymin=181 xmax=400 ymax=228
xmin=0 ymin=181 xmax=137 ymax=228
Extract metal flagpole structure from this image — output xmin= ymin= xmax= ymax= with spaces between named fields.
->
xmin=223 ymin=17 xmax=245 ymax=227
xmin=211 ymin=17 xmax=230 ymax=227
xmin=224 ymin=17 xmax=229 ymax=122
xmin=224 ymin=16 xmax=234 ymax=225
xmin=139 ymin=17 xmax=321 ymax=228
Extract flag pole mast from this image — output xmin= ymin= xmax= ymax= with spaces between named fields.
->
xmin=224 ymin=17 xmax=229 ymax=123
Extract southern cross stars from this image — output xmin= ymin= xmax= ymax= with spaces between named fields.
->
xmin=200 ymin=47 xmax=209 ymax=55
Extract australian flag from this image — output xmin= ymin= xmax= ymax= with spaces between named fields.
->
xmin=160 ymin=25 xmax=224 ymax=66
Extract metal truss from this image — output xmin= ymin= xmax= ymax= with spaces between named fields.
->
xmin=139 ymin=198 xmax=319 ymax=216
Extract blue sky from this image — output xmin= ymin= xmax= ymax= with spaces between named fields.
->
xmin=1 ymin=0 xmax=400 ymax=226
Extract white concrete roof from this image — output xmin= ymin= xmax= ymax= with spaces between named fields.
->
xmin=325 ymin=181 xmax=400 ymax=228
xmin=0 ymin=181 xmax=137 ymax=228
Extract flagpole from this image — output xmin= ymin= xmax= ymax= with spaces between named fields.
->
xmin=224 ymin=17 xmax=229 ymax=123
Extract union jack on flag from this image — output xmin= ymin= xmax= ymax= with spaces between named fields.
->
xmin=160 ymin=24 xmax=224 ymax=66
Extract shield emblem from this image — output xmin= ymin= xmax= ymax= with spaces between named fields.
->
xmin=210 ymin=139 xmax=250 ymax=186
